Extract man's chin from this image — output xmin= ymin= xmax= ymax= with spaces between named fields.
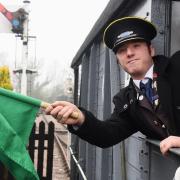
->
xmin=129 ymin=71 xmax=144 ymax=80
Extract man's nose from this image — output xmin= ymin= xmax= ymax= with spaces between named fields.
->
xmin=126 ymin=47 xmax=134 ymax=57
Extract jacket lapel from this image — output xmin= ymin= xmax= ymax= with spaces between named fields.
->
xmin=154 ymin=55 xmax=175 ymax=133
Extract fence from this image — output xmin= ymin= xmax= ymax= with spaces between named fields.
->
xmin=0 ymin=120 xmax=55 ymax=180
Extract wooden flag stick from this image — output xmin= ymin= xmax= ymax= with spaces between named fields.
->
xmin=40 ymin=101 xmax=79 ymax=119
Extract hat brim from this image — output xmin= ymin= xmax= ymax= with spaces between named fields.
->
xmin=112 ymin=37 xmax=146 ymax=53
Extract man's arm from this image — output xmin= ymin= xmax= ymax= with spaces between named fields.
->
xmin=45 ymin=100 xmax=138 ymax=148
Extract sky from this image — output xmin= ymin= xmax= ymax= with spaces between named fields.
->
xmin=0 ymin=0 xmax=110 ymax=100
xmin=29 ymin=0 xmax=110 ymax=66
xmin=0 ymin=0 xmax=110 ymax=68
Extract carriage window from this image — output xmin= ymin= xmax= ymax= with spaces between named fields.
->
xmin=171 ymin=1 xmax=180 ymax=55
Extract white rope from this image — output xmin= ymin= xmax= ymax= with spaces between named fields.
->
xmin=69 ymin=146 xmax=88 ymax=180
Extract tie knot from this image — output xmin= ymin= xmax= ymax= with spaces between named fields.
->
xmin=140 ymin=78 xmax=152 ymax=90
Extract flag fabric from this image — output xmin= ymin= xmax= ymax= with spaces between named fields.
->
xmin=0 ymin=87 xmax=41 ymax=180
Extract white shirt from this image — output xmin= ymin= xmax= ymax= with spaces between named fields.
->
xmin=133 ymin=65 xmax=154 ymax=88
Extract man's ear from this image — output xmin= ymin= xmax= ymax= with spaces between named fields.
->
xmin=150 ymin=45 xmax=155 ymax=57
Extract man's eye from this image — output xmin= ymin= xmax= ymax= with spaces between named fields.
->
xmin=118 ymin=48 xmax=126 ymax=53
xmin=134 ymin=43 xmax=140 ymax=47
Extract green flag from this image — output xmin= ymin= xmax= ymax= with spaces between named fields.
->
xmin=0 ymin=87 xmax=43 ymax=180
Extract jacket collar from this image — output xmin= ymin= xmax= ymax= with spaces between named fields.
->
xmin=153 ymin=55 xmax=170 ymax=77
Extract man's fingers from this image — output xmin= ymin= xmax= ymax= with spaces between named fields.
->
xmin=60 ymin=108 xmax=75 ymax=123
xmin=52 ymin=101 xmax=79 ymax=119
xmin=50 ymin=106 xmax=63 ymax=118
xmin=56 ymin=106 xmax=72 ymax=122
xmin=52 ymin=101 xmax=72 ymax=107
xmin=52 ymin=105 xmax=75 ymax=123
xmin=45 ymin=105 xmax=54 ymax=114
xmin=160 ymin=143 xmax=167 ymax=155
xmin=160 ymin=138 xmax=173 ymax=155
xmin=45 ymin=101 xmax=85 ymax=125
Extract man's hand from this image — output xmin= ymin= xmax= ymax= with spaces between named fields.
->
xmin=45 ymin=101 xmax=85 ymax=125
xmin=160 ymin=136 xmax=180 ymax=155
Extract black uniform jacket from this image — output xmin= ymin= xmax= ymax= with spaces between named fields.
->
xmin=69 ymin=51 xmax=180 ymax=148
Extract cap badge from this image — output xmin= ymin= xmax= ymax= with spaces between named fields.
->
xmin=117 ymin=31 xmax=134 ymax=39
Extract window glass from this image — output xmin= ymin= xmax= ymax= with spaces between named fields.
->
xmin=171 ymin=1 xmax=180 ymax=55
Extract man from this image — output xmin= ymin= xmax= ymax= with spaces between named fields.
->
xmin=46 ymin=17 xmax=180 ymax=148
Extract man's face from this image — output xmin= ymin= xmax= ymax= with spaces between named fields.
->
xmin=116 ymin=40 xmax=155 ymax=80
